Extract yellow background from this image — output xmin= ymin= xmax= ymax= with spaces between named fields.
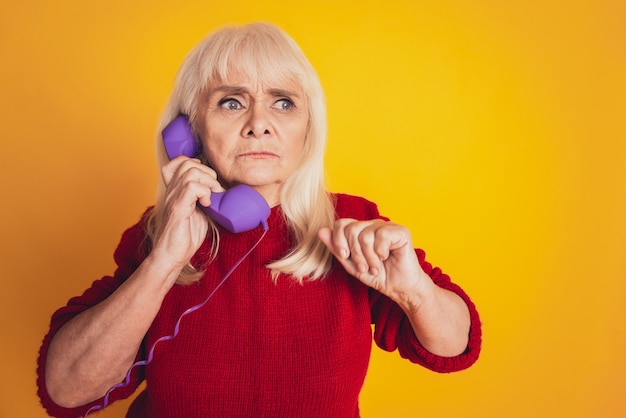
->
xmin=1 ymin=1 xmax=624 ymax=417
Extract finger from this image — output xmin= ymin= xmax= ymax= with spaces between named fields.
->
xmin=357 ymin=224 xmax=386 ymax=276
xmin=343 ymin=220 xmax=374 ymax=274
xmin=163 ymin=156 xmax=221 ymax=187
xmin=181 ymin=162 xmax=223 ymax=194
xmin=162 ymin=156 xmax=194 ymax=186
xmin=179 ymin=168 xmax=223 ymax=207
xmin=178 ymin=179 xmax=215 ymax=211
xmin=317 ymin=226 xmax=346 ymax=259
xmin=318 ymin=227 xmax=360 ymax=276
xmin=166 ymin=159 xmax=224 ymax=206
xmin=372 ymin=224 xmax=412 ymax=259
xmin=330 ymin=219 xmax=357 ymax=259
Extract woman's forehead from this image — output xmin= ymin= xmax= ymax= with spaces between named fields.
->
xmin=208 ymin=68 xmax=304 ymax=94
xmin=210 ymin=46 xmax=304 ymax=86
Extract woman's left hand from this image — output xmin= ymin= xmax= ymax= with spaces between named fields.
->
xmin=319 ymin=218 xmax=471 ymax=356
xmin=317 ymin=219 xmax=470 ymax=357
xmin=318 ymin=219 xmax=429 ymax=303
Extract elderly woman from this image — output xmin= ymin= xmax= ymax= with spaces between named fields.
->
xmin=37 ymin=22 xmax=481 ymax=418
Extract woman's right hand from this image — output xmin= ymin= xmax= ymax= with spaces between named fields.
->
xmin=152 ymin=156 xmax=225 ymax=275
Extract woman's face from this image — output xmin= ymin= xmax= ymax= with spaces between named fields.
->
xmin=197 ymin=72 xmax=309 ymax=206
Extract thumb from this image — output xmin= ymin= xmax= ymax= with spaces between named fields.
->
xmin=317 ymin=227 xmax=335 ymax=254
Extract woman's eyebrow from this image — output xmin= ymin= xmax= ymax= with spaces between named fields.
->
xmin=208 ymin=85 xmax=301 ymax=99
xmin=211 ymin=85 xmax=248 ymax=95
xmin=267 ymin=88 xmax=300 ymax=98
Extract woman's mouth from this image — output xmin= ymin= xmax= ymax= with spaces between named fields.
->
xmin=238 ymin=151 xmax=278 ymax=159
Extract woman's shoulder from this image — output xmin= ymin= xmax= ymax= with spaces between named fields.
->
xmin=330 ymin=193 xmax=388 ymax=221
xmin=111 ymin=207 xmax=154 ymax=268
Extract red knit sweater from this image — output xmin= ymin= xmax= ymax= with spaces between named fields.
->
xmin=37 ymin=194 xmax=481 ymax=418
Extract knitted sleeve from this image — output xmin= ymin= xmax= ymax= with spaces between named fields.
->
xmin=333 ymin=193 xmax=482 ymax=373
xmin=36 ymin=214 xmax=150 ymax=418
xmin=369 ymin=250 xmax=482 ymax=373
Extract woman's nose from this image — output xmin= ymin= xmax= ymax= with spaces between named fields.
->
xmin=242 ymin=106 xmax=272 ymax=138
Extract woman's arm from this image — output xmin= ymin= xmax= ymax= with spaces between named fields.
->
xmin=45 ymin=253 xmax=180 ymax=407
xmin=45 ymin=156 xmax=223 ymax=407
xmin=318 ymin=219 xmax=470 ymax=357
xmin=389 ymin=272 xmax=470 ymax=357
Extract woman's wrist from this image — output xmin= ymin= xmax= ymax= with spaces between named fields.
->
xmin=139 ymin=249 xmax=186 ymax=291
xmin=389 ymin=270 xmax=435 ymax=316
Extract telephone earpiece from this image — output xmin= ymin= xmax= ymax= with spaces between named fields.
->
xmin=162 ymin=115 xmax=270 ymax=233
xmin=161 ymin=115 xmax=200 ymax=159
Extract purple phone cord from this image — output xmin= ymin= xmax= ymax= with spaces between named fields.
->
xmin=83 ymin=226 xmax=268 ymax=417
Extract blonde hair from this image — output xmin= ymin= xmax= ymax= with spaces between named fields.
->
xmin=145 ymin=22 xmax=335 ymax=284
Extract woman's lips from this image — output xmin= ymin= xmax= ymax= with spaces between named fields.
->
xmin=238 ymin=151 xmax=278 ymax=159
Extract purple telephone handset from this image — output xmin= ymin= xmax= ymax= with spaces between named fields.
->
xmin=162 ymin=115 xmax=270 ymax=233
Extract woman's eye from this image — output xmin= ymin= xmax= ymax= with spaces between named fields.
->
xmin=274 ymin=99 xmax=294 ymax=110
xmin=219 ymin=98 xmax=242 ymax=110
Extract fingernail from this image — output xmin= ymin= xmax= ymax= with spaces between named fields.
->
xmin=340 ymin=248 xmax=349 ymax=259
